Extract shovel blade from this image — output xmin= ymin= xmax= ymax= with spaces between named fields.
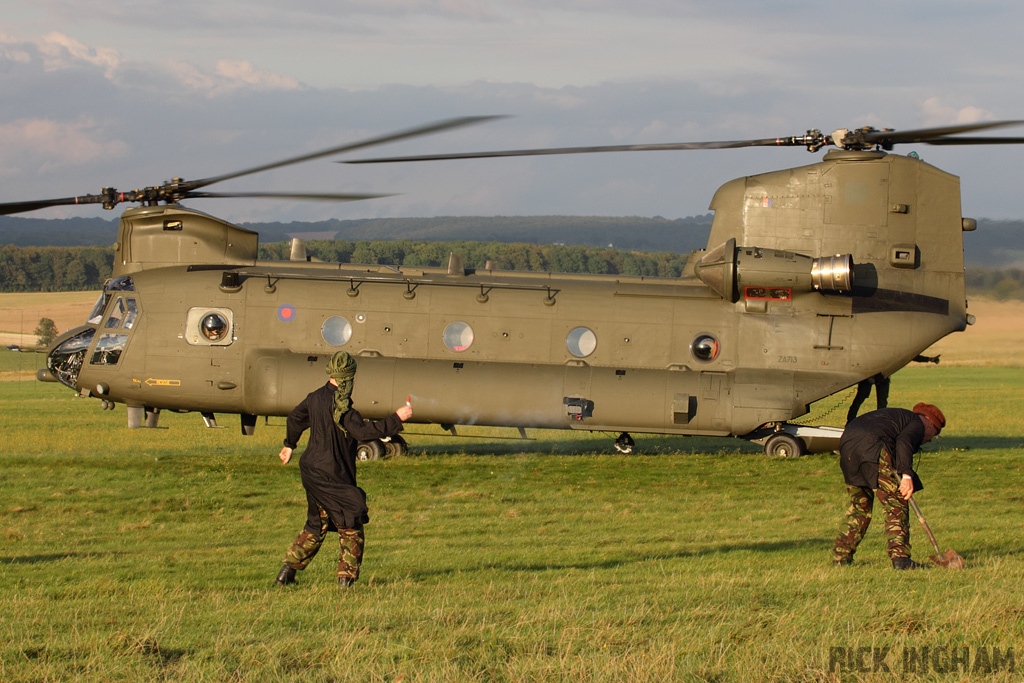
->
xmin=928 ymin=548 xmax=965 ymax=569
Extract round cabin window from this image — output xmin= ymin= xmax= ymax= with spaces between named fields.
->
xmin=201 ymin=313 xmax=229 ymax=341
xmin=690 ymin=333 xmax=720 ymax=363
xmin=321 ymin=316 xmax=353 ymax=346
xmin=566 ymin=327 xmax=597 ymax=358
xmin=443 ymin=321 xmax=474 ymax=352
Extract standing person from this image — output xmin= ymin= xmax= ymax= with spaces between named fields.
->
xmin=275 ymin=351 xmax=413 ymax=588
xmin=831 ymin=403 xmax=945 ymax=570
xmin=846 ymin=357 xmax=939 ymax=424
xmin=846 ymin=373 xmax=890 ymax=424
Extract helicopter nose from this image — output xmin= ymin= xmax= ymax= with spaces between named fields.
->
xmin=44 ymin=325 xmax=96 ymax=390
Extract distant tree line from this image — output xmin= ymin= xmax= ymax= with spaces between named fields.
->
xmin=1 ymin=241 xmax=1022 ymax=301
xmin=259 ymin=239 xmax=689 ymax=278
xmin=3 ymin=213 xmax=1022 ymax=267
xmin=965 ymin=267 xmax=1024 ymax=301
xmin=0 ymin=245 xmax=113 ymax=292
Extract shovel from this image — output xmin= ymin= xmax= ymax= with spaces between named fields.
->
xmin=908 ymin=497 xmax=965 ymax=569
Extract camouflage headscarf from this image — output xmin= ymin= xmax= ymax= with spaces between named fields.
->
xmin=326 ymin=351 xmax=357 ymax=424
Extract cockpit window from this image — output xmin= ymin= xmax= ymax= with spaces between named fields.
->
xmin=105 ymin=301 xmax=121 ymax=329
xmin=108 ymin=276 xmax=135 ymax=292
xmin=87 ymin=292 xmax=108 ymax=325
xmin=91 ymin=334 xmax=129 ymax=366
xmin=87 ymin=277 xmax=135 ymax=325
xmin=104 ymin=297 xmax=138 ymax=330
xmin=123 ymin=298 xmax=138 ymax=329
xmin=92 ymin=296 xmax=139 ymax=366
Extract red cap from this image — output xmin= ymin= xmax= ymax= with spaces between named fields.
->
xmin=913 ymin=403 xmax=946 ymax=432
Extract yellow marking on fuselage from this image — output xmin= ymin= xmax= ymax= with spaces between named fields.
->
xmin=144 ymin=378 xmax=181 ymax=387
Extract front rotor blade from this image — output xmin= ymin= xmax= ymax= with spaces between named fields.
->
xmin=188 ymin=116 xmax=505 ymax=190
xmin=344 ymin=137 xmax=810 ymax=164
xmin=184 ymin=191 xmax=394 ymax=202
xmin=0 ymin=195 xmax=107 ymax=216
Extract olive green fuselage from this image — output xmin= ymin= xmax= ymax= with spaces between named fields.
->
xmin=48 ymin=150 xmax=970 ymax=443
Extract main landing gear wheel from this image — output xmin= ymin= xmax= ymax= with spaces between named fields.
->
xmin=764 ymin=433 xmax=805 ymax=458
xmin=614 ymin=432 xmax=635 ymax=454
xmin=381 ymin=434 xmax=408 ymax=458
xmin=356 ymin=440 xmax=385 ymax=461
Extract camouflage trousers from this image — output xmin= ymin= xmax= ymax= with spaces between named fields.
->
xmin=832 ymin=449 xmax=910 ymax=562
xmin=284 ymin=505 xmax=365 ymax=581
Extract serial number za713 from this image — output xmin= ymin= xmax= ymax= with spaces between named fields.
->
xmin=777 ymin=356 xmax=798 ymax=363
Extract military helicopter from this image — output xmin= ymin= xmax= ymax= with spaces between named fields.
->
xmin=6 ymin=117 xmax=1022 ymax=458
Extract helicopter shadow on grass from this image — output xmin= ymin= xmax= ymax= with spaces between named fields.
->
xmin=929 ymin=436 xmax=1024 ymax=452
xmin=1 ymin=551 xmax=127 ymax=565
xmin=19 ymin=641 xmax=190 ymax=669
xmin=375 ymin=537 xmax=832 ymax=584
xmin=402 ymin=431 xmax=764 ymax=457
xmin=402 ymin=433 xmax=1023 ymax=458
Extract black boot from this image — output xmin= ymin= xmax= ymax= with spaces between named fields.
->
xmin=276 ymin=564 xmax=297 ymax=585
xmin=892 ymin=557 xmax=929 ymax=570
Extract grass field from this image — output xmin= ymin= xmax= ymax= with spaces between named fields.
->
xmin=1 ymin=367 xmax=1022 ymax=682
xmin=1 ymin=292 xmax=1022 ymax=681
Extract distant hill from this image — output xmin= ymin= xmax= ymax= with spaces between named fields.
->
xmin=253 ymin=215 xmax=715 ymax=255
xmin=0 ymin=214 xmax=714 ymax=255
xmin=1 ymin=213 xmax=1022 ymax=267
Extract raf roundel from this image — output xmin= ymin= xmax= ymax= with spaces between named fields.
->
xmin=278 ymin=304 xmax=296 ymax=322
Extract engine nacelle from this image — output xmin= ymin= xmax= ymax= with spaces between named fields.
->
xmin=694 ymin=238 xmax=853 ymax=302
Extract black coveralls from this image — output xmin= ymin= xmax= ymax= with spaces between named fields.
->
xmin=282 ymin=382 xmax=403 ymax=576
xmin=838 ymin=408 xmax=924 ymax=489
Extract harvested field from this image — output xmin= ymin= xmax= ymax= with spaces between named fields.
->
xmin=0 ymin=291 xmax=99 ymax=347
xmin=925 ymin=297 xmax=1024 ymax=366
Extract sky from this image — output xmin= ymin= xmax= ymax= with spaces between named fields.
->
xmin=3 ymin=0 xmax=1024 ymax=224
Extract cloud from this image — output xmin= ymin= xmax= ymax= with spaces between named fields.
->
xmin=4 ymin=10 xmax=1024 ymax=222
xmin=0 ymin=118 xmax=130 ymax=177
xmin=36 ymin=32 xmax=123 ymax=78
xmin=159 ymin=58 xmax=301 ymax=96
xmin=24 ymin=0 xmax=507 ymax=31
xmin=918 ymin=97 xmax=993 ymax=127
xmin=2 ymin=32 xmax=303 ymax=103
xmin=215 ymin=60 xmax=301 ymax=91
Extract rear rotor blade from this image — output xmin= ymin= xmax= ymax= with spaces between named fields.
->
xmin=344 ymin=136 xmax=818 ymax=164
xmin=858 ymin=120 xmax=1024 ymax=147
xmin=347 ymin=120 xmax=1024 ymax=163
xmin=919 ymin=136 xmax=1024 ymax=146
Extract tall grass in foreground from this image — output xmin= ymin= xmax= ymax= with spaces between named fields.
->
xmin=1 ymin=368 xmax=1022 ymax=682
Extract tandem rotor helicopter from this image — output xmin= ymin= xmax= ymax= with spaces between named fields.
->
xmin=5 ymin=116 xmax=1022 ymax=458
